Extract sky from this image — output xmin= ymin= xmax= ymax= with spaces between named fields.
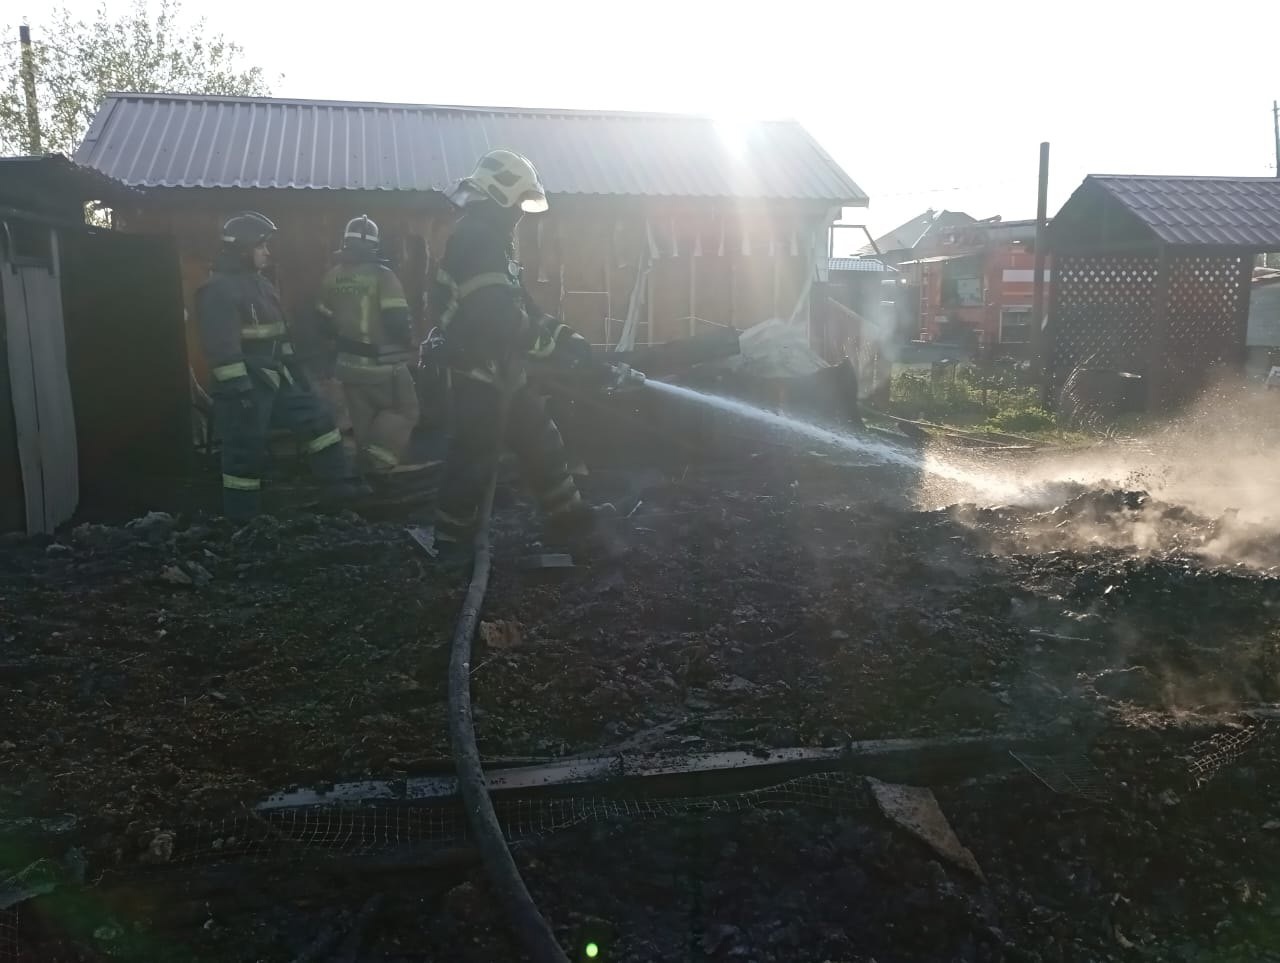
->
xmin=20 ymin=0 xmax=1280 ymax=250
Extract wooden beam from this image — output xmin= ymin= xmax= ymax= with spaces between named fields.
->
xmin=1234 ymin=253 xmax=1255 ymax=368
xmin=604 ymin=228 xmax=614 ymax=348
xmin=688 ymin=253 xmax=697 ymax=338
xmin=728 ymin=255 xmax=737 ymax=327
xmin=646 ymin=265 xmax=655 ymax=347
xmin=1146 ymin=244 xmax=1172 ymax=411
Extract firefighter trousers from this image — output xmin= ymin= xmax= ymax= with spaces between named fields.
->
xmin=339 ymin=363 xmax=421 ymax=473
xmin=434 ymin=373 xmax=582 ymax=547
xmin=215 ymin=373 xmax=346 ymax=519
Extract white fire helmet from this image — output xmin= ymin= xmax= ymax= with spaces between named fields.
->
xmin=447 ymin=149 xmax=548 ymax=214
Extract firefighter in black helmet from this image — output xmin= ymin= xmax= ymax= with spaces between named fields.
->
xmin=315 ymin=215 xmax=420 ymax=475
xmin=195 ymin=211 xmax=368 ymax=520
xmin=429 ymin=149 xmax=604 ymax=561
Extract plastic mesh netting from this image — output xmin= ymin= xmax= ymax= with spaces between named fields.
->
xmin=1187 ymin=721 xmax=1267 ymax=786
xmin=0 ymin=860 xmax=59 ymax=963
xmin=3 ymin=723 xmax=1270 ymax=959
xmin=173 ymin=770 xmax=872 ymax=865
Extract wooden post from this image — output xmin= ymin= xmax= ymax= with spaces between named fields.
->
xmin=646 ymin=266 xmax=655 ymax=347
xmin=1234 ymin=252 xmax=1254 ymax=369
xmin=1147 ymin=245 xmax=1172 ymax=411
xmin=728 ymin=255 xmax=736 ymax=327
xmin=19 ymin=25 xmax=42 ymax=154
xmin=688 ymin=252 xmax=697 ymax=338
xmin=1030 ymin=142 xmax=1050 ymax=381
xmin=604 ymin=233 xmax=614 ymax=348
xmin=772 ymin=254 xmax=782 ymax=319
xmin=1273 ymin=101 xmax=1279 ymax=178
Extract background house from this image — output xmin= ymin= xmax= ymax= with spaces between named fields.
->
xmin=862 ymin=209 xmax=979 ymax=266
xmin=75 ymin=93 xmax=867 ymax=387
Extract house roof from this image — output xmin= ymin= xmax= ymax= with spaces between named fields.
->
xmin=861 ymin=209 xmax=977 ymax=255
xmin=894 ymin=252 xmax=983 ymax=266
xmin=0 ymin=154 xmax=134 ymax=218
xmin=74 ymin=93 xmax=867 ymax=204
xmin=1058 ymin=175 xmax=1280 ymax=249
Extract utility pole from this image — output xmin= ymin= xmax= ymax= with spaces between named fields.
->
xmin=1273 ymin=101 xmax=1279 ymax=177
xmin=1030 ymin=142 xmax=1050 ymax=397
xmin=19 ymin=25 xmax=43 ymax=154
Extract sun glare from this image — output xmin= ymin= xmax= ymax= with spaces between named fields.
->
xmin=712 ymin=113 xmax=757 ymax=159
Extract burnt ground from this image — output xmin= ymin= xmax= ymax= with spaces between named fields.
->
xmin=2 ymin=446 xmax=1280 ymax=962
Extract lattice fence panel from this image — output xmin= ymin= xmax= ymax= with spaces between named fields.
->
xmin=1049 ymin=254 xmax=1159 ymax=395
xmin=1162 ymin=254 xmax=1247 ymax=403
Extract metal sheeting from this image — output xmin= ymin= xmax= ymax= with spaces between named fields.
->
xmin=1 ymin=229 xmax=79 ymax=533
xmin=861 ymin=210 xmax=977 ymax=256
xmin=1087 ymin=175 xmax=1280 ymax=249
xmin=75 ymin=94 xmax=867 ymax=203
xmin=828 ymin=257 xmax=895 ymax=273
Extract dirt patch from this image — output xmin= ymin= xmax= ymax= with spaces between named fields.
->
xmin=3 ymin=460 xmax=1279 ymax=960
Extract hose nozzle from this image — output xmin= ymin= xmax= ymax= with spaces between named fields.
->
xmin=606 ymin=363 xmax=646 ymax=394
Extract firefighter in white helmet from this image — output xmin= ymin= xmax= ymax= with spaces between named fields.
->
xmin=428 ymin=149 xmax=602 ymax=561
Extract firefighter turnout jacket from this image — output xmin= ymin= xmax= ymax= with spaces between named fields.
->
xmin=430 ymin=204 xmax=588 ymax=385
xmin=196 ymin=252 xmax=303 ymax=395
xmin=315 ymin=255 xmax=414 ymax=376
xmin=194 ymin=252 xmax=346 ymax=511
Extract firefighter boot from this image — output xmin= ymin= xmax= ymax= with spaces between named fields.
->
xmin=321 ymin=477 xmax=374 ymax=503
xmin=545 ymin=501 xmax=619 ymax=557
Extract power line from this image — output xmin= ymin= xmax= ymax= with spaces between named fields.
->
xmin=868 ymin=180 xmax=1018 ymax=199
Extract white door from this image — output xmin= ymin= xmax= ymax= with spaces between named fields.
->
xmin=2 ymin=223 xmax=79 ymax=533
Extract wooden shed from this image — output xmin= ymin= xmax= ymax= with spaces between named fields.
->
xmin=1045 ymin=175 xmax=1280 ymax=411
xmin=74 ymin=93 xmax=867 ymax=386
xmin=1 ymin=155 xmax=187 ymax=533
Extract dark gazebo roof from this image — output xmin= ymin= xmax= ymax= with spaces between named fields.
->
xmin=1050 ymin=175 xmax=1280 ymax=251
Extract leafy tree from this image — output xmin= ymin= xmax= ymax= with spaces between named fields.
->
xmin=1 ymin=0 xmax=274 ymax=156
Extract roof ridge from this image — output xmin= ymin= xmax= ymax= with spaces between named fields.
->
xmin=99 ymin=91 xmax=800 ymax=124
xmin=1090 ymin=173 xmax=1280 ymax=183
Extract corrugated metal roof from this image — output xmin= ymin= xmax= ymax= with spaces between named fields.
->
xmin=828 ymin=257 xmax=896 ymax=273
xmin=1086 ymin=175 xmax=1280 ymax=248
xmin=75 ymin=93 xmax=867 ymax=204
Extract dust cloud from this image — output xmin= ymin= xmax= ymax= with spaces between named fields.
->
xmin=931 ymin=383 xmax=1280 ymax=568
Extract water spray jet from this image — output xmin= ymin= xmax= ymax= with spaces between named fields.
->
xmin=643 ymin=380 xmax=1027 ymax=501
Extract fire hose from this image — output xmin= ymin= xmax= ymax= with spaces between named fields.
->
xmin=446 ymin=390 xmax=568 ymax=963
xmin=445 ymin=357 xmax=643 ymax=963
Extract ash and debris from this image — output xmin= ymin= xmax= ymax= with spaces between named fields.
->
xmin=3 ymin=461 xmax=1280 ymax=961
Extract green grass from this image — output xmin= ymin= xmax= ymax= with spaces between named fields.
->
xmin=881 ymin=367 xmax=1096 ymax=445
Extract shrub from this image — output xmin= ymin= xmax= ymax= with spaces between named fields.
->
xmin=985 ymin=405 xmax=1057 ymax=434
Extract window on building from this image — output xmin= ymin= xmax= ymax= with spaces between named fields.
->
xmin=1000 ymin=307 xmax=1032 ymax=343
xmin=942 ymin=275 xmax=983 ymax=307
